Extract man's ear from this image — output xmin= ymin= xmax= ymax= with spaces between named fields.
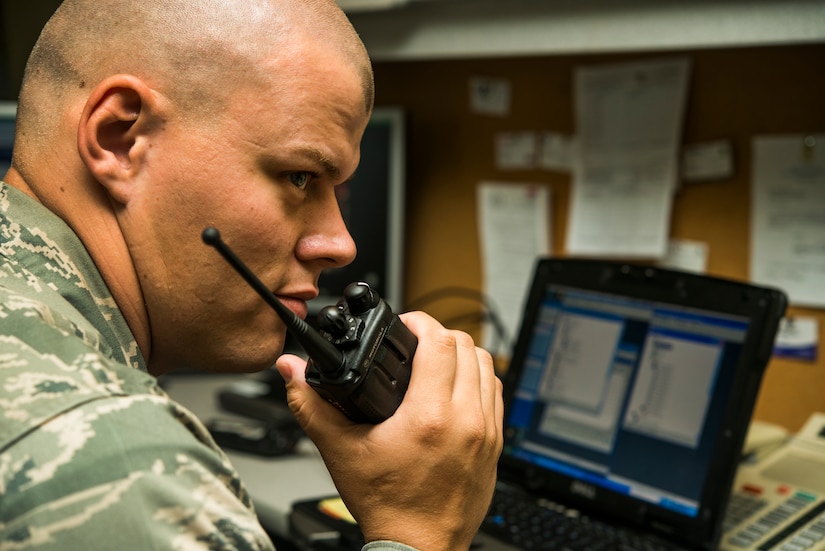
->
xmin=77 ymin=74 xmax=160 ymax=205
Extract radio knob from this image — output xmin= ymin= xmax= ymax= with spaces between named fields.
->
xmin=344 ymin=282 xmax=379 ymax=315
xmin=317 ymin=305 xmax=351 ymax=339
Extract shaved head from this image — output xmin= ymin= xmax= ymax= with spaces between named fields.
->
xmin=13 ymin=0 xmax=373 ymax=174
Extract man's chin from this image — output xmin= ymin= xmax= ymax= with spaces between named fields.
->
xmin=222 ymin=348 xmax=284 ymax=374
xmin=176 ymin=349 xmax=284 ymax=376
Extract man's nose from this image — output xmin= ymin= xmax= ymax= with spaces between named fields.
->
xmin=297 ymin=192 xmax=357 ymax=269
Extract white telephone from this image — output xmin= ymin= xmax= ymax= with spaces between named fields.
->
xmin=721 ymin=413 xmax=825 ymax=551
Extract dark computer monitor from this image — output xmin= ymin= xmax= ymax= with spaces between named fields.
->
xmin=0 ymin=102 xmax=16 ymax=175
xmin=312 ymin=107 xmax=407 ymax=313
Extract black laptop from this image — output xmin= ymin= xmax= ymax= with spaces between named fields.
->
xmin=474 ymin=258 xmax=787 ymax=551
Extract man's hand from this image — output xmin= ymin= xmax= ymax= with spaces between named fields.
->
xmin=275 ymin=311 xmax=504 ymax=551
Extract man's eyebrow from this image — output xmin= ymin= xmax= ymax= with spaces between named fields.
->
xmin=297 ymin=146 xmax=341 ymax=178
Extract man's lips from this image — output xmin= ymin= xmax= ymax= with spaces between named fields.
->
xmin=274 ymin=295 xmax=309 ymax=320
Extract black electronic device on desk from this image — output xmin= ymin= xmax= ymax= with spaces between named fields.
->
xmin=215 ymin=369 xmax=291 ymax=421
xmin=207 ymin=370 xmax=305 ymax=457
xmin=202 ymin=227 xmax=416 ymax=424
xmin=206 ymin=415 xmax=303 ymax=458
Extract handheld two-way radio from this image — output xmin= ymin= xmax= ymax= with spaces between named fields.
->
xmin=202 ymin=227 xmax=416 ymax=423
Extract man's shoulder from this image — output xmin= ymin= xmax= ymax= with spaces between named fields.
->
xmin=0 ymin=283 xmax=260 ymax=548
xmin=0 ymin=282 xmax=159 ymax=451
xmin=0 ymin=345 xmax=269 ymax=549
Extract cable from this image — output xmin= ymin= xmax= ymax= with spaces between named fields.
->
xmin=405 ymin=286 xmax=511 ymax=375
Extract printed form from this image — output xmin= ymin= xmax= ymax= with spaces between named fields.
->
xmin=477 ymin=181 xmax=550 ymax=356
xmin=751 ymin=135 xmax=825 ymax=308
xmin=566 ymin=57 xmax=691 ymax=258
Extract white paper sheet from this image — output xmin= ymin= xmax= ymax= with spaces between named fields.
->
xmin=657 ymin=238 xmax=709 ymax=274
xmin=469 ymin=76 xmax=512 ymax=116
xmin=495 ymin=131 xmax=537 ymax=170
xmin=751 ymin=135 xmax=825 ymax=308
xmin=682 ymin=140 xmax=734 ymax=183
xmin=477 ymin=182 xmax=551 ymax=356
xmin=566 ymin=57 xmax=690 ymax=258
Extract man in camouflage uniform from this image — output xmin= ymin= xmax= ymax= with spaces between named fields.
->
xmin=0 ymin=0 xmax=504 ymax=550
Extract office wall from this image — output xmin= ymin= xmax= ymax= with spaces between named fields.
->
xmin=372 ymin=43 xmax=825 ymax=432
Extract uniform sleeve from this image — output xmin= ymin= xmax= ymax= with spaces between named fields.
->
xmin=0 ymin=393 xmax=275 ymax=551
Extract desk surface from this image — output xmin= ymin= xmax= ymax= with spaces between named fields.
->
xmin=161 ymin=373 xmax=338 ymax=537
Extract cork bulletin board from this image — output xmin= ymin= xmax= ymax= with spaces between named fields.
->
xmin=371 ymin=43 xmax=825 ymax=432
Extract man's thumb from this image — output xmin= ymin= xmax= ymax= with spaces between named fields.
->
xmin=274 ymin=354 xmax=354 ymax=440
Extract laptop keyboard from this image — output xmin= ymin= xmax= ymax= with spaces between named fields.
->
xmin=481 ymin=486 xmax=688 ymax=551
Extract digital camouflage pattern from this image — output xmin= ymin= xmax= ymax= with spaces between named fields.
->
xmin=0 ymin=182 xmax=275 ymax=550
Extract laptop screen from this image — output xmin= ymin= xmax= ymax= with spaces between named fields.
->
xmin=504 ymin=282 xmax=751 ymax=519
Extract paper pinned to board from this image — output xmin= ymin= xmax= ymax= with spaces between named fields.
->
xmin=773 ymin=317 xmax=818 ymax=361
xmin=566 ymin=57 xmax=691 ymax=258
xmin=750 ymin=134 xmax=825 ymax=308
xmin=682 ymin=140 xmax=734 ymax=183
xmin=470 ymin=76 xmax=512 ymax=116
xmin=477 ymin=181 xmax=551 ymax=356
xmin=495 ymin=131 xmax=538 ymax=170
xmin=657 ymin=239 xmax=709 ymax=274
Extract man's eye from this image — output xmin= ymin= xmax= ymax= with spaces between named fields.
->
xmin=288 ymin=172 xmax=311 ymax=190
